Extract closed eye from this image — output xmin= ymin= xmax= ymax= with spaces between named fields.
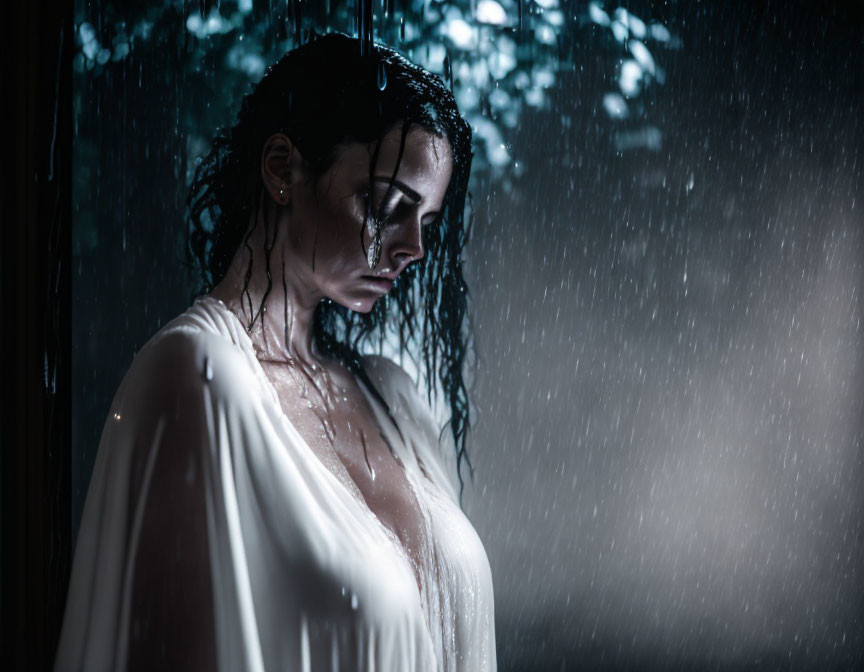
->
xmin=361 ymin=190 xmax=441 ymax=228
xmin=360 ymin=189 xmax=397 ymax=219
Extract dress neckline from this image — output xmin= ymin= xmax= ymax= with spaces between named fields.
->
xmin=192 ymin=294 xmax=426 ymax=565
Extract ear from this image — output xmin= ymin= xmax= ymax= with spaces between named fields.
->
xmin=261 ymin=133 xmax=305 ymax=205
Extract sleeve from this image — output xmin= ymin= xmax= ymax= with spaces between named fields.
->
xmin=54 ymin=329 xmax=259 ymax=672
xmin=121 ymin=330 xmax=218 ymax=671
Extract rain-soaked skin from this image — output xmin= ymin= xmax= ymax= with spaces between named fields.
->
xmin=208 ymin=124 xmax=453 ymax=595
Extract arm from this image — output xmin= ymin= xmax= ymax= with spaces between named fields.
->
xmin=121 ymin=331 xmax=218 ymax=671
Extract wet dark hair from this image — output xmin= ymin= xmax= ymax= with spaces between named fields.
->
xmin=185 ymin=32 xmax=475 ymax=498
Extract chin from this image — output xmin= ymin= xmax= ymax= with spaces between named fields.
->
xmin=350 ymin=302 xmax=377 ymax=314
xmin=331 ymin=295 xmax=378 ymax=314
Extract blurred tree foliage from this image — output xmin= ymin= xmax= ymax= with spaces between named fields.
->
xmin=73 ymin=1 xmax=674 ymax=187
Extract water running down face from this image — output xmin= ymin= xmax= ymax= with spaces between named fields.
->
xmin=262 ymin=124 xmax=454 ymax=313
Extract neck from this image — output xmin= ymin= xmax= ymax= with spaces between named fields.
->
xmin=209 ymin=207 xmax=323 ymax=366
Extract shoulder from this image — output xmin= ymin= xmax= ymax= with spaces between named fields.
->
xmin=118 ymin=319 xmax=258 ymax=419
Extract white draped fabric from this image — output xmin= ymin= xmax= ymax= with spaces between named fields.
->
xmin=55 ymin=296 xmax=496 ymax=671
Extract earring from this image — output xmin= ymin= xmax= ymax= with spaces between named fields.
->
xmin=278 ymin=186 xmax=286 ymax=200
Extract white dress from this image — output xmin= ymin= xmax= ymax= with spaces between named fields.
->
xmin=54 ymin=296 xmax=496 ymax=671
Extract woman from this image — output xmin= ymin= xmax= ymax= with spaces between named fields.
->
xmin=55 ymin=32 xmax=496 ymax=671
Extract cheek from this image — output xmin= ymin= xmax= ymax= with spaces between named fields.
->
xmin=314 ymin=208 xmax=367 ymax=273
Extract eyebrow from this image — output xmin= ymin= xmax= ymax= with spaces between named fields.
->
xmin=372 ymin=176 xmax=422 ymax=203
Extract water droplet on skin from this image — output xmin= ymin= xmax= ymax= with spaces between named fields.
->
xmin=203 ymin=356 xmax=213 ymax=381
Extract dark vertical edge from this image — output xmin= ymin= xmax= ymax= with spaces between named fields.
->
xmin=0 ymin=0 xmax=73 ymax=669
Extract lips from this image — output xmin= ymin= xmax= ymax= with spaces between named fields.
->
xmin=362 ymin=276 xmax=395 ymax=291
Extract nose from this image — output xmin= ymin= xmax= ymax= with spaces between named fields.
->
xmin=387 ymin=218 xmax=425 ymax=269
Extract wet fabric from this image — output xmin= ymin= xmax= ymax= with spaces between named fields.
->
xmin=55 ymin=296 xmax=496 ymax=671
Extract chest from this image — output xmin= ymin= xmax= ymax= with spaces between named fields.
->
xmin=258 ymin=360 xmax=428 ymax=583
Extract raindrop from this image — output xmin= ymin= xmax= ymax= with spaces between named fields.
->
xmin=203 ymin=356 xmax=213 ymax=382
xmin=377 ymin=62 xmax=387 ymax=91
xmin=360 ymin=432 xmax=376 ymax=480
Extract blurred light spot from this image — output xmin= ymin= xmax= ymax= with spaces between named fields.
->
xmin=496 ymin=34 xmax=517 ymax=55
xmin=535 ymin=24 xmax=557 ymax=45
xmin=134 ymin=20 xmax=153 ymax=41
xmin=619 ymin=59 xmax=642 ymax=97
xmin=650 ymin=22 xmax=671 ymax=42
xmin=416 ymin=43 xmax=447 ymax=74
xmin=628 ymin=40 xmax=655 ymax=76
xmin=603 ymin=92 xmax=629 ymax=119
xmin=226 ymin=45 xmax=265 ymax=78
xmin=476 ymin=0 xmax=507 ymax=26
xmin=544 ymin=10 xmax=564 ymax=27
xmin=444 ymin=19 xmax=477 ymax=49
xmin=79 ymin=22 xmax=99 ymax=60
xmin=488 ymin=50 xmax=516 ymax=79
xmin=611 ymin=20 xmax=628 ymax=43
xmin=471 ymin=59 xmax=490 ymax=88
xmin=489 ymin=88 xmax=511 ymax=110
xmin=525 ymin=87 xmax=545 ymax=107
xmin=614 ymin=126 xmax=662 ymax=151
xmin=501 ymin=108 xmax=519 ymax=128
xmin=472 ymin=116 xmax=509 ymax=165
xmin=456 ymin=84 xmax=480 ymax=110
xmin=627 ymin=14 xmax=647 ymax=39
xmin=588 ymin=1 xmax=610 ymax=27
xmin=488 ymin=142 xmax=510 ymax=166
xmin=444 ymin=6 xmax=464 ymax=22
xmin=534 ymin=67 xmax=555 ymax=88
xmin=112 ymin=42 xmax=130 ymax=61
xmin=186 ymin=10 xmax=234 ymax=39
xmin=513 ymin=71 xmax=531 ymax=90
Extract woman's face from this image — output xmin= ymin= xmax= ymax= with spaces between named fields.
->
xmin=277 ymin=125 xmax=454 ymax=313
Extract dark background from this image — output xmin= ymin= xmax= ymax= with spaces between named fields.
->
xmin=3 ymin=0 xmax=863 ymax=670
xmin=464 ymin=3 xmax=864 ymax=670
